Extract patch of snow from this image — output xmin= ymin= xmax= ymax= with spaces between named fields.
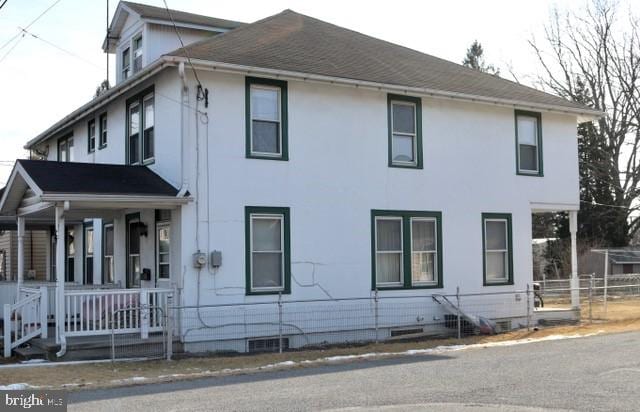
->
xmin=0 ymin=383 xmax=32 ymax=390
xmin=19 ymin=359 xmax=48 ymax=364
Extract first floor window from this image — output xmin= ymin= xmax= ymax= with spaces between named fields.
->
xmin=127 ymin=217 xmax=141 ymax=288
xmin=372 ymin=210 xmax=441 ymax=289
xmin=87 ymin=119 xmax=96 ymax=153
xmin=103 ymin=224 xmax=114 ymax=284
xmin=156 ymin=222 xmax=170 ymax=279
xmin=516 ymin=110 xmax=542 ymax=175
xmin=99 ymin=113 xmax=108 ymax=148
xmin=66 ymin=228 xmax=75 ymax=282
xmin=246 ymin=77 xmax=288 ymax=160
xmin=388 ymin=94 xmax=422 ymax=168
xmin=246 ymin=206 xmax=290 ymax=294
xmin=58 ymin=135 xmax=74 ymax=162
xmin=482 ymin=213 xmax=513 ymax=285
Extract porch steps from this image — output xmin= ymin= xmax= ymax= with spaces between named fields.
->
xmin=13 ymin=345 xmax=48 ymax=361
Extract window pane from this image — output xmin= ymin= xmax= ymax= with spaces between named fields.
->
xmin=144 ymin=97 xmax=154 ymax=128
xmin=104 ymin=226 xmax=114 ymax=255
xmin=159 ymin=264 xmax=170 ymax=278
xmin=129 ymin=223 xmax=140 ymax=254
xmin=67 ymin=230 xmax=75 ymax=255
xmin=67 ymin=139 xmax=74 ymax=162
xmin=104 ymin=256 xmax=114 ymax=283
xmin=376 ymin=219 xmax=401 ymax=251
xmin=252 ymin=218 xmax=281 ymax=251
xmin=519 ymin=145 xmax=538 ymax=171
xmin=129 ymin=135 xmax=139 ymax=163
xmin=252 ymin=120 xmax=279 ymax=153
xmin=158 ymin=227 xmax=170 ymax=253
xmin=252 ymin=252 xmax=282 ymax=288
xmin=486 ymin=220 xmax=507 ymax=250
xmin=376 ymin=253 xmax=402 ymax=283
xmin=86 ymin=229 xmax=94 ymax=255
xmin=517 ymin=116 xmax=537 ymax=145
xmin=251 ymin=88 xmax=279 ymax=121
xmin=143 ymin=128 xmax=154 ymax=160
xmin=486 ymin=251 xmax=507 ymax=280
xmin=412 ymin=220 xmax=435 ymax=251
xmin=129 ymin=105 xmax=139 ymax=135
xmin=392 ymin=134 xmax=414 ymax=162
xmin=412 ymin=252 xmax=435 ymax=283
xmin=392 ymin=103 xmax=415 ymax=134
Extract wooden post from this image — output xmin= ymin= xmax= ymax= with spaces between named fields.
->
xmin=3 ymin=303 xmax=11 ymax=357
xmin=140 ymin=289 xmax=149 ymax=339
xmin=604 ymin=249 xmax=609 ymax=319
xmin=569 ymin=211 xmax=580 ymax=309
xmin=55 ymin=205 xmax=66 ymax=345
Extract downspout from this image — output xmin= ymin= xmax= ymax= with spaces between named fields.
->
xmin=177 ymin=62 xmax=188 ymax=198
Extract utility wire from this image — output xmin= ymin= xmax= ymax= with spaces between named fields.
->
xmin=0 ymin=0 xmax=8 ymax=11
xmin=0 ymin=0 xmax=61 ymax=51
xmin=162 ymin=0 xmax=203 ymax=89
xmin=18 ymin=26 xmax=102 ymax=70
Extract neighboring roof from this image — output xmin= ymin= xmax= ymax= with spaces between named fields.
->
xmin=121 ymin=1 xmax=245 ymax=30
xmin=16 ymin=160 xmax=179 ymax=197
xmin=171 ymin=10 xmax=599 ymax=116
xmin=607 ymin=249 xmax=640 ymax=265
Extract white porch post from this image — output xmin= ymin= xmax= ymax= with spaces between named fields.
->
xmin=569 ymin=210 xmax=580 ymax=309
xmin=16 ymin=216 xmax=25 ymax=295
xmin=55 ymin=205 xmax=65 ymax=345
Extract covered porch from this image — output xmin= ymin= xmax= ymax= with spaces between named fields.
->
xmin=0 ymin=160 xmax=190 ymax=358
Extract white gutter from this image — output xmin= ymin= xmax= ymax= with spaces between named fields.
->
xmin=40 ymin=194 xmax=191 ymax=204
xmin=164 ymin=56 xmax=605 ymax=121
xmin=24 ymin=59 xmax=176 ymax=150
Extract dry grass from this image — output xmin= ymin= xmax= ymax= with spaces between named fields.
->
xmin=3 ymin=315 xmax=640 ymax=392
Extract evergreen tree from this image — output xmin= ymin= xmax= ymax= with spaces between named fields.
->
xmin=462 ymin=40 xmax=499 ymax=75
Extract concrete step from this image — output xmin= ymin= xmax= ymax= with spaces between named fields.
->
xmin=13 ymin=345 xmax=48 ymax=361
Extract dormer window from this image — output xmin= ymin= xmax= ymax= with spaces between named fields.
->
xmin=133 ymin=35 xmax=143 ymax=74
xmin=122 ymin=47 xmax=131 ymax=80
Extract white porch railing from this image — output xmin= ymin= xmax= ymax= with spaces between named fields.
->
xmin=3 ymin=286 xmax=48 ymax=357
xmin=62 ymin=288 xmax=173 ymax=338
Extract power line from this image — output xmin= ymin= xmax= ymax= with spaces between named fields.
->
xmin=0 ymin=0 xmax=8 ymax=11
xmin=0 ymin=0 xmax=61 ymax=52
xmin=162 ymin=0 xmax=203 ymax=89
xmin=18 ymin=26 xmax=102 ymax=70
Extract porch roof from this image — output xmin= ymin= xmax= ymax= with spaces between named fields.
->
xmin=0 ymin=160 xmax=190 ymax=219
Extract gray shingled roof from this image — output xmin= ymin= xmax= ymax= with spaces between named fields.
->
xmin=171 ymin=10 xmax=596 ymax=114
xmin=122 ymin=1 xmax=245 ymax=30
xmin=17 ymin=160 xmax=179 ymax=197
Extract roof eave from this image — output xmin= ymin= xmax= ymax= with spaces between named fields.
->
xmin=164 ymin=55 xmax=605 ymax=121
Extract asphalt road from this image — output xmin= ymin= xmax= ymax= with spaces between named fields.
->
xmin=69 ymin=331 xmax=640 ymax=411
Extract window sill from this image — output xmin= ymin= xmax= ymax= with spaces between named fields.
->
xmin=98 ymin=144 xmax=107 ymax=150
xmin=389 ymin=163 xmax=423 ymax=170
xmin=374 ymin=284 xmax=442 ymax=291
xmin=247 ymin=154 xmax=288 ymax=161
xmin=246 ymin=289 xmax=290 ymax=296
xmin=483 ymin=280 xmax=514 ymax=287
xmin=142 ymin=158 xmax=155 ymax=166
xmin=516 ymin=170 xmax=543 ymax=177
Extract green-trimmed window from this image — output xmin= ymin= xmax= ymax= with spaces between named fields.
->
xmin=515 ymin=110 xmax=543 ymax=176
xmin=245 ymin=206 xmax=291 ymax=295
xmin=245 ymin=77 xmax=288 ymax=160
xmin=388 ymin=94 xmax=423 ymax=168
xmin=58 ymin=134 xmax=74 ymax=162
xmin=87 ymin=119 xmax=96 ymax=153
xmin=371 ymin=210 xmax=442 ymax=289
xmin=482 ymin=213 xmax=513 ymax=286
xmin=99 ymin=113 xmax=108 ymax=148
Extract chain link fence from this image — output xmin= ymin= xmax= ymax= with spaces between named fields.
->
xmin=110 ymin=306 xmax=168 ymax=361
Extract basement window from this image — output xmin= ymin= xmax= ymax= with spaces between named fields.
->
xmin=248 ymin=337 xmax=289 ymax=353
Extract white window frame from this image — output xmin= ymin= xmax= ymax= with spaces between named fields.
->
xmin=128 ymin=101 xmax=141 ymax=165
xmin=249 ymin=84 xmax=282 ymax=158
xmin=156 ymin=222 xmax=171 ymax=280
xmin=410 ymin=217 xmax=438 ymax=286
xmin=99 ymin=113 xmax=108 ymax=148
xmin=84 ymin=226 xmax=94 ymax=284
xmin=132 ymin=34 xmax=143 ymax=74
xmin=390 ymin=100 xmax=418 ymax=167
xmin=87 ymin=119 xmax=96 ymax=153
xmin=249 ymin=213 xmax=285 ymax=292
xmin=121 ymin=46 xmax=131 ymax=80
xmin=483 ymin=218 xmax=510 ymax=284
xmin=58 ymin=136 xmax=74 ymax=162
xmin=516 ymin=113 xmax=540 ymax=174
xmin=374 ymin=216 xmax=404 ymax=287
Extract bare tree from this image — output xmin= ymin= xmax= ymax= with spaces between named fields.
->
xmin=530 ymin=0 xmax=640 ymax=246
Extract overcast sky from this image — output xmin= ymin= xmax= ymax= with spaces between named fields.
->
xmin=0 ymin=0 xmax=627 ymax=185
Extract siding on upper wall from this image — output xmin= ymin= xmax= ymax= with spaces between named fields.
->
xmin=0 ymin=230 xmax=49 ymax=281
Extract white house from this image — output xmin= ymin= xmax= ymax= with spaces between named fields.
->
xmin=0 ymin=2 xmax=602 ymax=357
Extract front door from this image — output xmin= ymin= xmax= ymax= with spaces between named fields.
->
xmin=126 ymin=214 xmax=142 ymax=288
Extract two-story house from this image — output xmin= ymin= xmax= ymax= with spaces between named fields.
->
xmin=0 ymin=1 xmax=602 ymax=357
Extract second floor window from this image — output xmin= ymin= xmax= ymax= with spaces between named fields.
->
xmin=133 ymin=35 xmax=143 ymax=74
xmin=122 ymin=47 xmax=131 ymax=80
xmin=515 ymin=110 xmax=543 ymax=176
xmin=246 ymin=77 xmax=288 ymax=160
xmin=388 ymin=94 xmax=423 ymax=169
xmin=99 ymin=113 xmax=107 ymax=148
xmin=87 ymin=119 xmax=96 ymax=153
xmin=127 ymin=89 xmax=154 ymax=165
xmin=58 ymin=135 xmax=74 ymax=162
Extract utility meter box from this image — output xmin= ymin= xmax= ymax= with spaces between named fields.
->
xmin=210 ymin=250 xmax=222 ymax=268
xmin=193 ymin=252 xmax=207 ymax=269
